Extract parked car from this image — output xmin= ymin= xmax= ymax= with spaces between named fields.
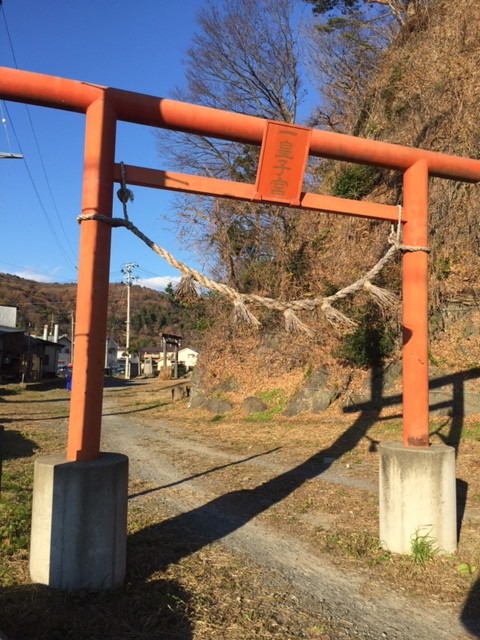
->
xmin=112 ymin=364 xmax=125 ymax=376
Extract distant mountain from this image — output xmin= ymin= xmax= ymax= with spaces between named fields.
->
xmin=0 ymin=273 xmax=203 ymax=350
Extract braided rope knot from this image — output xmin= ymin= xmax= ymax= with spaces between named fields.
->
xmin=77 ymin=206 xmax=419 ymax=336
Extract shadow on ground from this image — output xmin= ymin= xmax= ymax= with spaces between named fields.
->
xmin=0 ymin=428 xmax=37 ymax=460
xmin=461 ymin=575 xmax=480 ymax=637
xmin=2 ymin=362 xmax=479 ymax=637
xmin=125 ymin=358 xmax=480 ymax=636
xmin=0 ymin=578 xmax=193 ymax=640
xmin=130 ymin=352 xmax=387 ymax=572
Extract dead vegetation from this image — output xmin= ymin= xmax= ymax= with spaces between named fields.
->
xmin=2 ymin=378 xmax=480 ymax=638
xmin=1 ymin=375 xmax=480 ymax=638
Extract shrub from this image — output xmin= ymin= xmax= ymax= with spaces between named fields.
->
xmin=332 ymin=165 xmax=379 ymax=200
xmin=334 ymin=306 xmax=396 ymax=368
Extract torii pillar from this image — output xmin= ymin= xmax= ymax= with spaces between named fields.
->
xmin=379 ymin=160 xmax=456 ymax=554
xmin=1 ymin=66 xmax=474 ymax=588
xmin=29 ymin=97 xmax=129 ymax=590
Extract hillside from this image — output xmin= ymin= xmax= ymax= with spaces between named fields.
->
xmin=183 ymin=0 xmax=480 ymax=398
xmin=0 ymin=272 xmax=205 ymax=349
xmin=2 ymin=0 xmax=479 ymax=397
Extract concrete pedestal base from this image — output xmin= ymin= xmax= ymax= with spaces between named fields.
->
xmin=30 ymin=452 xmax=128 ymax=590
xmin=379 ymin=442 xmax=456 ymax=554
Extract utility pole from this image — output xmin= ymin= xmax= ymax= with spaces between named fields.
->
xmin=121 ymin=263 xmax=138 ymax=379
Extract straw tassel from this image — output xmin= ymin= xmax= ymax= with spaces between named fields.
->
xmin=363 ymin=281 xmax=398 ymax=311
xmin=175 ymin=275 xmax=199 ymax=302
xmin=283 ymin=309 xmax=314 ymax=337
xmin=321 ymin=301 xmax=357 ymax=328
xmin=232 ymin=297 xmax=261 ymax=328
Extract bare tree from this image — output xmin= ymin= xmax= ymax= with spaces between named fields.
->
xmin=157 ymin=0 xmax=308 ymax=297
xmin=304 ymin=11 xmax=390 ymax=132
xmin=303 ymin=0 xmax=425 ymax=27
xmin=301 ymin=0 xmax=430 ymax=133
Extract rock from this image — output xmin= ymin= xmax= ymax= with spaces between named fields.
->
xmin=188 ymin=388 xmax=206 ymax=409
xmin=214 ymin=377 xmax=239 ymax=392
xmin=429 ymin=390 xmax=480 ymax=416
xmin=204 ymin=398 xmax=233 ymax=414
xmin=359 ymin=361 xmax=401 ymax=399
xmin=311 ymin=389 xmax=337 ymax=413
xmin=188 ymin=366 xmax=206 ymax=408
xmin=283 ymin=368 xmax=339 ymax=416
xmin=242 ymin=396 xmax=268 ymax=414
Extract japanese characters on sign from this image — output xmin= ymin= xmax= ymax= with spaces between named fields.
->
xmin=254 ymin=121 xmax=311 ymax=206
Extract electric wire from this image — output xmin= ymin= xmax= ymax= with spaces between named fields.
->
xmin=0 ymin=2 xmax=78 ymax=272
xmin=0 ymin=101 xmax=13 ymax=153
xmin=0 ymin=108 xmax=77 ymax=272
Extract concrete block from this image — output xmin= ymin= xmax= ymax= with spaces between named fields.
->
xmin=30 ymin=452 xmax=128 ymax=590
xmin=379 ymin=442 xmax=456 ymax=554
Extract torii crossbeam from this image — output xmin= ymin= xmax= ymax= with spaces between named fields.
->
xmin=3 ymin=66 xmax=477 ymax=586
xmin=1 ymin=67 xmax=480 ymax=461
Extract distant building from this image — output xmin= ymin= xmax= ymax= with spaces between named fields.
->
xmin=156 ymin=347 xmax=198 ymax=373
xmin=0 ymin=305 xmax=17 ymax=328
xmin=0 ymin=325 xmax=61 ymax=382
xmin=104 ymin=336 xmax=119 ymax=371
xmin=178 ymin=347 xmax=198 ymax=371
xmin=57 ymin=335 xmax=72 ymax=369
xmin=0 ymin=325 xmax=24 ymax=381
xmin=116 ymin=346 xmax=139 ymax=377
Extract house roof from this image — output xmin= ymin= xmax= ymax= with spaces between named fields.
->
xmin=0 ymin=325 xmax=23 ymax=335
xmin=25 ymin=335 xmax=62 ymax=349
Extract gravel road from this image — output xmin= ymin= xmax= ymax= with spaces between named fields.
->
xmin=100 ymin=384 xmax=477 ymax=640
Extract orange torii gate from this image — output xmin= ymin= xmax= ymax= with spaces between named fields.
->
xmin=1 ymin=66 xmax=478 ymax=588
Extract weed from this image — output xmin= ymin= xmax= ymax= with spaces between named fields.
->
xmin=456 ymin=562 xmax=478 ymax=578
xmin=306 ymin=624 xmax=328 ymax=636
xmin=303 ymin=363 xmax=314 ymax=380
xmin=322 ymin=529 xmax=390 ymax=566
xmin=434 ymin=255 xmax=451 ymax=281
xmin=245 ymin=389 xmax=287 ymax=423
xmin=410 ymin=528 xmax=439 ymax=565
xmin=0 ymin=468 xmax=32 ymax=556
xmin=210 ymin=414 xmax=224 ymax=422
xmin=311 ymin=228 xmax=331 ymax=251
xmin=257 ymin=388 xmax=285 ymax=404
xmin=334 ymin=306 xmax=396 ymax=368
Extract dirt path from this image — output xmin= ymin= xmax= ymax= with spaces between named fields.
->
xmin=100 ymin=382 xmax=475 ymax=640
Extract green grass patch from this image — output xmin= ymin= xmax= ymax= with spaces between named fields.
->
xmin=0 ymin=466 xmax=33 ymax=557
xmin=460 ymin=421 xmax=480 ymax=439
xmin=245 ymin=389 xmax=287 ymax=423
xmin=410 ymin=528 xmax=438 ymax=566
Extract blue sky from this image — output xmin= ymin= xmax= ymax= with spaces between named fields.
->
xmin=0 ymin=0 xmax=207 ymax=290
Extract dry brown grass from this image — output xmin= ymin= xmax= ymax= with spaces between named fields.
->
xmin=2 ymin=374 xmax=480 ymax=637
xmin=0 ymin=381 xmax=341 ymax=640
xmin=150 ymin=379 xmax=480 ymax=618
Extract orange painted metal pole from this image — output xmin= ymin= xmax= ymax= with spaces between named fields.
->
xmin=66 ymin=97 xmax=116 ymax=461
xmin=2 ymin=67 xmax=480 ymax=182
xmin=113 ymin=164 xmax=401 ymax=222
xmin=2 ymin=66 xmax=477 ymax=456
xmin=402 ymin=160 xmax=429 ymax=447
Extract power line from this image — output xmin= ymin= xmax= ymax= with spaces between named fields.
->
xmin=0 ymin=0 xmax=18 ymax=68
xmin=0 ymin=3 xmax=78 ymax=271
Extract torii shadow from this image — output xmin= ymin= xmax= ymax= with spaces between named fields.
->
xmin=345 ymin=365 xmax=480 ymax=540
xmin=128 ymin=350 xmax=386 ymax=578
